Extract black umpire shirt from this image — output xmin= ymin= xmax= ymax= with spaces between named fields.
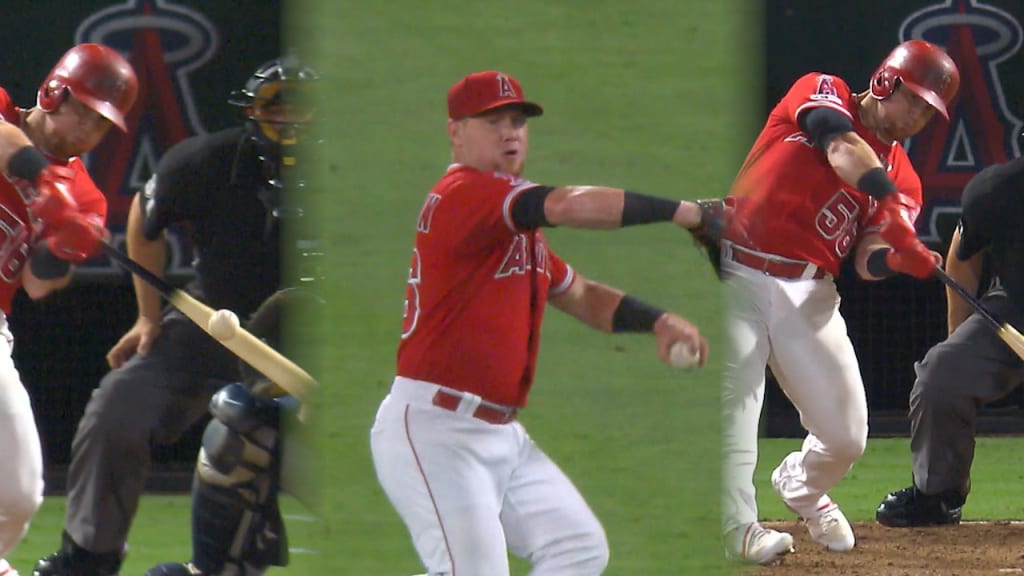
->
xmin=140 ymin=125 xmax=281 ymax=319
xmin=956 ymin=155 xmax=1024 ymax=309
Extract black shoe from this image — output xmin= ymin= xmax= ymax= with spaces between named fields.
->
xmin=33 ymin=532 xmax=123 ymax=576
xmin=144 ymin=563 xmax=204 ymax=576
xmin=876 ymin=485 xmax=965 ymax=527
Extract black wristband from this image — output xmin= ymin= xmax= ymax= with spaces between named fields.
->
xmin=7 ymin=146 xmax=49 ymax=183
xmin=611 ymin=294 xmax=667 ymax=333
xmin=865 ymin=247 xmax=896 ymax=278
xmin=621 ymin=191 xmax=680 ymax=227
xmin=856 ymin=167 xmax=898 ymax=200
xmin=29 ymin=241 xmax=71 ymax=279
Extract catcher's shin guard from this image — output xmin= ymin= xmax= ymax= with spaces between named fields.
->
xmin=190 ymin=383 xmax=288 ymax=575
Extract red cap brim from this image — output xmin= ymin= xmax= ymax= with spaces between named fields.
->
xmin=460 ymin=99 xmax=544 ymax=120
xmin=75 ymin=92 xmax=128 ymax=132
xmin=902 ymin=80 xmax=950 ymax=120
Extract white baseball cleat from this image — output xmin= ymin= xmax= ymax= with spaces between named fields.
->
xmin=0 ymin=559 xmax=19 ymax=576
xmin=804 ymin=500 xmax=856 ymax=552
xmin=724 ymin=522 xmax=795 ymax=564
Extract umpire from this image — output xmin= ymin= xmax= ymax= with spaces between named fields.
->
xmin=33 ymin=54 xmax=319 ymax=576
xmin=876 ymin=156 xmax=1024 ymax=527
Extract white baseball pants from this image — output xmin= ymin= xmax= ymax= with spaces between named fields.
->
xmin=371 ymin=377 xmax=608 ymax=576
xmin=0 ymin=313 xmax=44 ymax=557
xmin=721 ymin=261 xmax=868 ymax=532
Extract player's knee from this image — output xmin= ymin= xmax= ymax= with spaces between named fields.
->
xmin=573 ymin=525 xmax=610 ymax=575
xmin=77 ymin=377 xmax=154 ymax=447
xmin=538 ymin=521 xmax=608 ymax=575
xmin=828 ymin=430 xmax=867 ymax=464
xmin=0 ymin=476 xmax=42 ymax=534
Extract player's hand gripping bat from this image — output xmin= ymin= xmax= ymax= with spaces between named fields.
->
xmin=100 ymin=240 xmax=317 ymax=403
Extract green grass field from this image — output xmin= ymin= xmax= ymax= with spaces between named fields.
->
xmin=298 ymin=0 xmax=754 ymax=574
xmin=12 ymin=438 xmax=1024 ymax=574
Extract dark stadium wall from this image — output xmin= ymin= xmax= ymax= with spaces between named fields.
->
xmin=4 ymin=0 xmax=281 ymax=490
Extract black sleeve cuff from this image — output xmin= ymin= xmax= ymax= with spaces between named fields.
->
xmin=7 ymin=146 xmax=49 ymax=182
xmin=798 ymin=107 xmax=854 ymax=150
xmin=865 ymin=248 xmax=896 ymax=278
xmin=29 ymin=241 xmax=72 ymax=279
xmin=510 ymin=186 xmax=555 ymax=229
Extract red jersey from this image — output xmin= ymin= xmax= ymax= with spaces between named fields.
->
xmin=726 ymin=72 xmax=923 ymax=277
xmin=397 ymin=164 xmax=575 ymax=407
xmin=0 ymin=89 xmax=107 ymax=313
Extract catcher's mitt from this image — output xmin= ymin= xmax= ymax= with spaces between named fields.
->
xmin=688 ymin=198 xmax=731 ymax=280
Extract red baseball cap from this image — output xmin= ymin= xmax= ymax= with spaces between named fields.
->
xmin=447 ymin=70 xmax=544 ymax=120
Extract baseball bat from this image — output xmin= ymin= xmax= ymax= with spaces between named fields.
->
xmin=933 ymin=266 xmax=1024 ymax=362
xmin=100 ymin=240 xmax=317 ymax=402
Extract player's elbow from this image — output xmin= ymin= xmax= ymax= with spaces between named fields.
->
xmin=22 ymin=270 xmax=72 ymax=300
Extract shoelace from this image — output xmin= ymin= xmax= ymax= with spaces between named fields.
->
xmin=818 ymin=510 xmax=840 ymax=534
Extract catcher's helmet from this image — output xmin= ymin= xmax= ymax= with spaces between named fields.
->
xmin=870 ymin=39 xmax=960 ymax=119
xmin=229 ymin=53 xmax=319 ymax=145
xmin=240 ymin=288 xmax=324 ymax=397
xmin=37 ymin=43 xmax=139 ymax=132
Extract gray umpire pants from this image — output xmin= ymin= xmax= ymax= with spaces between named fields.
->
xmin=911 ymin=288 xmax=1024 ymax=496
xmin=64 ymin=309 xmax=238 ymax=554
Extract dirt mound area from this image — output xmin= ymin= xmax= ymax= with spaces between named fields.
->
xmin=740 ymin=520 xmax=1024 ymax=575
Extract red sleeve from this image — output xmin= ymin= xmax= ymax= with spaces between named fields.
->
xmin=0 ymin=89 xmax=18 ymax=124
xmin=784 ymin=72 xmax=855 ymax=125
xmin=432 ymin=169 xmax=539 ymax=255
xmin=67 ymin=159 xmax=108 ymax=224
xmin=546 ymin=247 xmax=575 ymax=295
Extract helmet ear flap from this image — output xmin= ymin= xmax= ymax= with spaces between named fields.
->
xmin=871 ymin=67 xmax=898 ymax=100
xmin=38 ymin=78 xmax=67 ymax=112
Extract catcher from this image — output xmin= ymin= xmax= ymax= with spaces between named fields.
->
xmin=146 ymin=287 xmax=322 ymax=576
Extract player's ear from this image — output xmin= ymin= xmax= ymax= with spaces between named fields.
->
xmin=447 ymin=118 xmax=460 ymax=143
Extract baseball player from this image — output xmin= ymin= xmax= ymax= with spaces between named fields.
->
xmin=370 ymin=70 xmax=711 ymax=576
xmin=0 ymin=43 xmax=138 ymax=576
xmin=875 ymin=157 xmax=1024 ymax=527
xmin=719 ymin=40 xmax=959 ymax=564
xmin=33 ymin=54 xmax=319 ymax=576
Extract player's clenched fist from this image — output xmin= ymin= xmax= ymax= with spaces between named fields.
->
xmin=885 ymin=244 xmax=941 ymax=279
xmin=27 ymin=165 xmax=79 ymax=228
xmin=653 ymin=313 xmax=709 ymax=369
xmin=878 ymin=193 xmax=937 ymax=279
xmin=877 ymin=192 xmax=921 ymax=250
xmin=46 ymin=213 xmax=109 ymax=262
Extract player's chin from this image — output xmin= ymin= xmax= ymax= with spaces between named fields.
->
xmin=498 ymin=155 xmax=524 ymax=175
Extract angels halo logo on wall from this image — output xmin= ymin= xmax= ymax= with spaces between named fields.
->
xmin=898 ymin=0 xmax=1023 ymax=246
xmin=73 ymin=0 xmax=220 ymax=276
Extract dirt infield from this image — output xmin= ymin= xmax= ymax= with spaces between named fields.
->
xmin=741 ymin=521 xmax=1024 ymax=575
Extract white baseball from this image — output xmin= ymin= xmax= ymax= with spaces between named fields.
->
xmin=668 ymin=341 xmax=700 ymax=370
xmin=208 ymin=309 xmax=240 ymax=341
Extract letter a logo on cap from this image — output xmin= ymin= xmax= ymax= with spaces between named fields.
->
xmin=497 ymin=73 xmax=517 ymax=98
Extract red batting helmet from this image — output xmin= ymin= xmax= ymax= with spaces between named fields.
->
xmin=37 ymin=44 xmax=139 ymax=132
xmin=870 ymin=39 xmax=960 ymax=120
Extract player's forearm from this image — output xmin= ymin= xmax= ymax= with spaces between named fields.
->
xmin=825 ymin=132 xmax=887 ymax=191
xmin=544 ymin=186 xmax=695 ymax=229
xmin=126 ymin=193 xmax=166 ymax=322
xmin=0 ymin=122 xmax=37 ymax=175
xmin=945 ymin=229 xmax=983 ymax=335
xmin=853 ymin=234 xmax=889 ymax=281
